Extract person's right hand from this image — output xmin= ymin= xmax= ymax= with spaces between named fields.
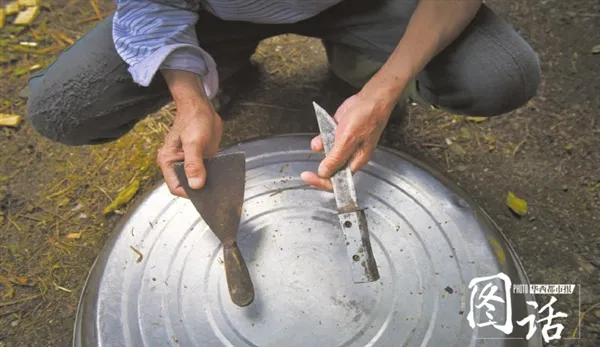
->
xmin=157 ymin=101 xmax=222 ymax=198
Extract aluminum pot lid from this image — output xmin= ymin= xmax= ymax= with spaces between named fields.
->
xmin=74 ymin=134 xmax=542 ymax=347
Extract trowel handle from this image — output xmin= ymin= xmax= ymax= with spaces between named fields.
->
xmin=223 ymin=243 xmax=255 ymax=307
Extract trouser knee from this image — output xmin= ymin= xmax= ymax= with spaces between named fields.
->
xmin=26 ymin=76 xmax=91 ymax=146
xmin=26 ymin=78 xmax=141 ymax=147
xmin=431 ymin=49 xmax=541 ymax=117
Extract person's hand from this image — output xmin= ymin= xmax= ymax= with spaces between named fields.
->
xmin=301 ymin=92 xmax=394 ymax=191
xmin=157 ymin=102 xmax=222 ymax=198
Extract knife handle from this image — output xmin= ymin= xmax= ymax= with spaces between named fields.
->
xmin=223 ymin=242 xmax=255 ymax=307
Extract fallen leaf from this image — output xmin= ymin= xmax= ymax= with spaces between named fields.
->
xmin=0 ymin=114 xmax=22 ymax=127
xmin=484 ymin=135 xmax=496 ymax=143
xmin=506 ymin=191 xmax=528 ymax=216
xmin=484 ymin=134 xmax=496 ymax=151
xmin=15 ymin=276 xmax=27 ymax=285
xmin=0 ymin=9 xmax=5 ymax=29
xmin=465 ymin=116 xmax=488 ymax=123
xmin=446 ymin=138 xmax=466 ymax=155
xmin=488 ymin=238 xmax=506 ymax=265
xmin=565 ymin=143 xmax=574 ymax=152
xmin=12 ymin=67 xmax=29 ymax=76
xmin=66 ymin=232 xmax=81 ymax=239
xmin=592 ymin=44 xmax=600 ymax=54
xmin=5 ymin=2 xmax=19 ymax=16
xmin=17 ymin=0 xmax=39 ymax=7
xmin=0 ymin=275 xmax=14 ymax=299
xmin=13 ymin=5 xmax=39 ymax=25
xmin=450 ymin=143 xmax=466 ymax=155
xmin=102 ymin=179 xmax=140 ymax=215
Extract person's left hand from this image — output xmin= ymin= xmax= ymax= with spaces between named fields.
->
xmin=301 ymin=92 xmax=394 ymax=191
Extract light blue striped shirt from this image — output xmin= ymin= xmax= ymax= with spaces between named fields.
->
xmin=112 ymin=0 xmax=344 ymax=98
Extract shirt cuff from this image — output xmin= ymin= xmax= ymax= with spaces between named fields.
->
xmin=128 ymin=43 xmax=219 ymax=99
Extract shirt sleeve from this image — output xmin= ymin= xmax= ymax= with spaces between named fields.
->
xmin=112 ymin=0 xmax=219 ymax=99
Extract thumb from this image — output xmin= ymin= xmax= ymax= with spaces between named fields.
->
xmin=182 ymin=139 xmax=207 ymax=189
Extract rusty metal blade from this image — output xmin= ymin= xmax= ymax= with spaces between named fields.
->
xmin=172 ymin=152 xmax=255 ymax=306
xmin=312 ymin=102 xmax=358 ymax=212
xmin=173 ymin=153 xmax=245 ymax=239
xmin=312 ymin=102 xmax=380 ymax=283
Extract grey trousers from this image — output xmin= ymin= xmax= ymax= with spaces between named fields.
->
xmin=26 ymin=0 xmax=540 ymax=146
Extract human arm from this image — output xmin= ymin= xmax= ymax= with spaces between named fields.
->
xmin=302 ymin=0 xmax=483 ymax=190
xmin=157 ymin=70 xmax=222 ymax=198
xmin=113 ymin=0 xmax=223 ymax=197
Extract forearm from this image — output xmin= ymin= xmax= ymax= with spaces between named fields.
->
xmin=162 ymin=69 xmax=214 ymax=115
xmin=362 ymin=0 xmax=482 ymax=107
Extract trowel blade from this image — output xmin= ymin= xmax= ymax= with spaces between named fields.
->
xmin=173 ymin=152 xmax=246 ymax=243
xmin=173 ymin=152 xmax=254 ymax=307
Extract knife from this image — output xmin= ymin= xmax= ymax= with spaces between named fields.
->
xmin=312 ymin=102 xmax=380 ymax=283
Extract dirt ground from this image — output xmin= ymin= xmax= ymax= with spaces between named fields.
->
xmin=0 ymin=0 xmax=599 ymax=346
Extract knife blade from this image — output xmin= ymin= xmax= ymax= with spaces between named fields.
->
xmin=312 ymin=102 xmax=380 ymax=283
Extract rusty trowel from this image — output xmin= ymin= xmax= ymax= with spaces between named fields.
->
xmin=172 ymin=152 xmax=254 ymax=307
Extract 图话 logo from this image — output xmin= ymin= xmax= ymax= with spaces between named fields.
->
xmin=466 ymin=272 xmax=580 ymax=343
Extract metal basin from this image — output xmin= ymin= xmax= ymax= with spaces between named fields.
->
xmin=73 ymin=134 xmax=542 ymax=347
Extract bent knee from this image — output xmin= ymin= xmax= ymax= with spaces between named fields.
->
xmin=476 ymin=48 xmax=541 ymax=116
xmin=27 ymin=88 xmax=77 ymax=146
xmin=26 ymin=81 xmax=98 ymax=146
xmin=427 ymin=50 xmax=541 ymax=117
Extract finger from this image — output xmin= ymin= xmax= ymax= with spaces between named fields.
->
xmin=300 ymin=171 xmax=333 ymax=191
xmin=318 ymin=137 xmax=355 ymax=178
xmin=310 ymin=135 xmax=323 ymax=152
xmin=164 ymin=165 xmax=188 ymax=198
xmin=157 ymin=149 xmax=189 ymax=198
xmin=348 ymin=146 xmax=372 ymax=174
xmin=181 ymin=137 xmax=207 ymax=189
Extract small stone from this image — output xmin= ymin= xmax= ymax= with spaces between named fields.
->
xmin=10 ymin=320 xmax=19 ymax=327
xmin=562 ymin=185 xmax=568 ymax=191
xmin=590 ymin=260 xmax=600 ymax=268
xmin=594 ymin=310 xmax=600 ymax=319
